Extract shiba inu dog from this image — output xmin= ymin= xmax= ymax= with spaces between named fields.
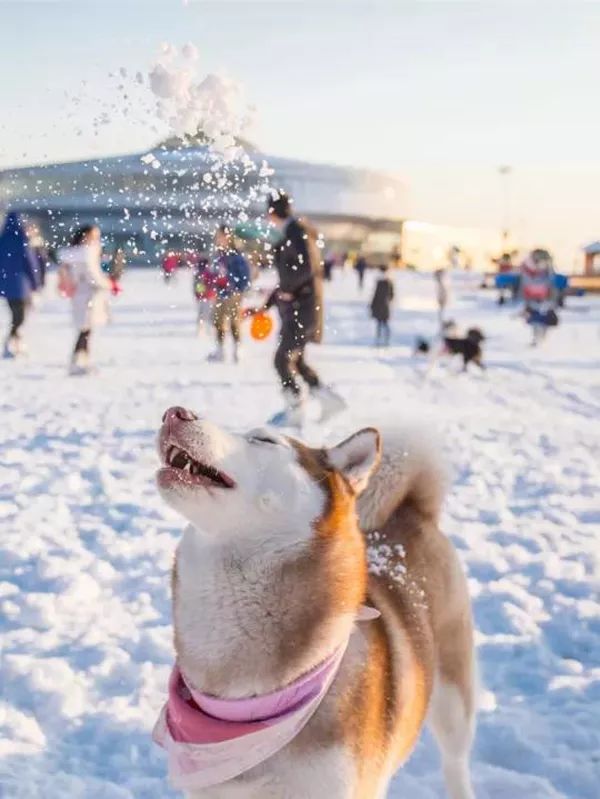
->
xmin=154 ymin=406 xmax=476 ymax=799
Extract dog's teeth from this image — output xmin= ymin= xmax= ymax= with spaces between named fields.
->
xmin=165 ymin=450 xmax=228 ymax=485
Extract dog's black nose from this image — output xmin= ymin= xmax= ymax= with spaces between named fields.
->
xmin=162 ymin=406 xmax=198 ymax=423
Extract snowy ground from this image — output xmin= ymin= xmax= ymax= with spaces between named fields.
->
xmin=1 ymin=268 xmax=599 ymax=799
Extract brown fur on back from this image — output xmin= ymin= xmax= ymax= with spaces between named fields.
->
xmin=346 ymin=430 xmax=474 ymax=788
xmin=294 ymin=430 xmax=474 ymax=795
xmin=367 ymin=498 xmax=473 ymax=707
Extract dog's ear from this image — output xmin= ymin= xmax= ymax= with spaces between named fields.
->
xmin=328 ymin=428 xmax=381 ymax=494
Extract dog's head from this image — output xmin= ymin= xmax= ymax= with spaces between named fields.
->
xmin=466 ymin=327 xmax=485 ymax=344
xmin=442 ymin=319 xmax=458 ymax=335
xmin=156 ymin=407 xmax=381 ymax=544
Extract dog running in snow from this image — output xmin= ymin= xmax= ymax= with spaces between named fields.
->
xmin=153 ymin=406 xmax=476 ymax=799
xmin=415 ymin=322 xmax=486 ymax=372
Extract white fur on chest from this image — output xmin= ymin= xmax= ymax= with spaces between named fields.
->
xmin=174 ymin=523 xmax=345 ymax=697
xmin=175 ymin=529 xmax=295 ymax=650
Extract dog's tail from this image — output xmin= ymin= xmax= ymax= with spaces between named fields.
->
xmin=358 ymin=427 xmax=447 ymax=532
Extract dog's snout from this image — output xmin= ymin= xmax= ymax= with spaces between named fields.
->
xmin=162 ymin=406 xmax=198 ymax=424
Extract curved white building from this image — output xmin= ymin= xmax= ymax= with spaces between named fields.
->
xmin=0 ymin=146 xmax=406 ymax=265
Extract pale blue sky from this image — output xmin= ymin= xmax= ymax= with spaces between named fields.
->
xmin=1 ymin=1 xmax=599 ymax=266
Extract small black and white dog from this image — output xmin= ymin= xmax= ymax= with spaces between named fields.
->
xmin=415 ymin=322 xmax=486 ymax=371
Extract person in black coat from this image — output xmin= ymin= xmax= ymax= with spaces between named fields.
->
xmin=370 ymin=264 xmax=395 ymax=346
xmin=264 ymin=191 xmax=345 ymax=427
xmin=354 ymin=255 xmax=368 ymax=290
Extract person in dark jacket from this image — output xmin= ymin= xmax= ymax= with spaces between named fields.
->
xmin=354 ymin=255 xmax=368 ymax=290
xmin=0 ymin=212 xmax=41 ymax=358
xmin=264 ymin=191 xmax=345 ymax=427
xmin=208 ymin=225 xmax=251 ymax=363
xmin=370 ymin=264 xmax=395 ymax=346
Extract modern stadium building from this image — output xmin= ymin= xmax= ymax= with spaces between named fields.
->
xmin=0 ymin=145 xmax=407 ymax=266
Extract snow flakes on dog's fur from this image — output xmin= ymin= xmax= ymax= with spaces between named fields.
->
xmin=366 ymin=532 xmax=428 ymax=611
xmin=367 ymin=531 xmax=407 ymax=585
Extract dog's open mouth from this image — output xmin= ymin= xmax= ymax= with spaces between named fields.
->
xmin=161 ymin=445 xmax=235 ymax=489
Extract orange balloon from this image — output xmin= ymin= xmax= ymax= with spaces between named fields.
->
xmin=250 ymin=311 xmax=274 ymax=341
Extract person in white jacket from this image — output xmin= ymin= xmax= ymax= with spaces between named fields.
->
xmin=58 ymin=225 xmax=110 ymax=375
xmin=433 ymin=267 xmax=451 ymax=328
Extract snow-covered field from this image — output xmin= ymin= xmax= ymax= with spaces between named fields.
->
xmin=1 ymin=268 xmax=599 ymax=798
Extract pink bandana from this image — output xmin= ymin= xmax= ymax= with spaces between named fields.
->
xmin=153 ymin=606 xmax=379 ymax=790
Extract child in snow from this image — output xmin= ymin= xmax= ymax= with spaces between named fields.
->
xmin=162 ymin=252 xmax=180 ymax=283
xmin=209 ymin=226 xmax=251 ymax=363
xmin=192 ymin=254 xmax=216 ymax=335
xmin=519 ymin=249 xmax=559 ymax=346
xmin=370 ymin=264 xmax=395 ymax=346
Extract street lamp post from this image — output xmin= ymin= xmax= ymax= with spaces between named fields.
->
xmin=498 ymin=165 xmax=512 ymax=250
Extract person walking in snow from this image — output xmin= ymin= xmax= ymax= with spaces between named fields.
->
xmin=370 ymin=263 xmax=395 ymax=346
xmin=162 ymin=251 xmax=180 ymax=283
xmin=192 ymin=252 xmax=216 ymax=336
xmin=0 ymin=212 xmax=42 ymax=359
xmin=434 ymin=267 xmax=450 ymax=328
xmin=58 ymin=225 xmax=110 ymax=375
xmin=208 ymin=225 xmax=251 ymax=363
xmin=263 ymin=191 xmax=345 ymax=427
xmin=518 ymin=248 xmax=559 ymax=347
xmin=109 ymin=246 xmax=126 ymax=283
xmin=354 ymin=254 xmax=368 ymax=291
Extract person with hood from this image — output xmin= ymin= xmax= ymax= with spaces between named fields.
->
xmin=58 ymin=224 xmax=110 ymax=374
xmin=0 ymin=212 xmax=42 ymax=358
xmin=263 ymin=191 xmax=345 ymax=427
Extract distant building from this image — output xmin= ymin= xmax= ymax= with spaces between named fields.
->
xmin=401 ymin=220 xmax=503 ymax=272
xmin=583 ymin=241 xmax=600 ymax=275
xmin=0 ymin=146 xmax=406 ymax=265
